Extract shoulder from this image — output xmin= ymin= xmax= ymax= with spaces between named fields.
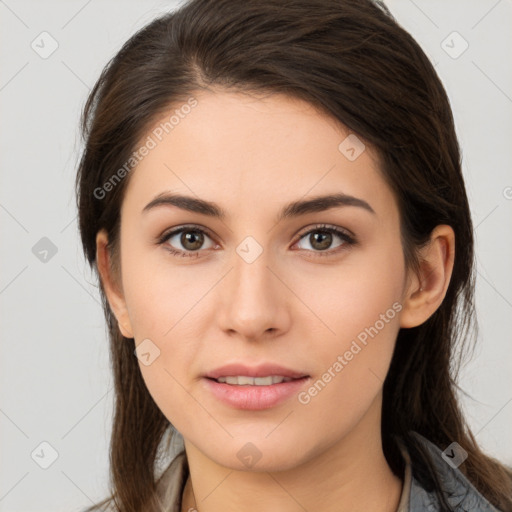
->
xmin=401 ymin=431 xmax=502 ymax=512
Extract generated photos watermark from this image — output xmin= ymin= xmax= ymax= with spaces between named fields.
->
xmin=298 ymin=301 xmax=403 ymax=405
xmin=93 ymin=96 xmax=198 ymax=200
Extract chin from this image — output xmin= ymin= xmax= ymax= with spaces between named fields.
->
xmin=196 ymin=437 xmax=317 ymax=473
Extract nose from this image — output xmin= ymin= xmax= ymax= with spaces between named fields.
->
xmin=216 ymin=244 xmax=291 ymax=341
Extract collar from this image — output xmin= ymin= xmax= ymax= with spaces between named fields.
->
xmin=404 ymin=431 xmax=501 ymax=511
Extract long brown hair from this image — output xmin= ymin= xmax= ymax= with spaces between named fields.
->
xmin=75 ymin=1 xmax=512 ymax=510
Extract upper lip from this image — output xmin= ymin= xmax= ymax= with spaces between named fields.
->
xmin=204 ymin=363 xmax=309 ymax=380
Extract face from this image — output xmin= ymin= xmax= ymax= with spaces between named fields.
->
xmin=99 ymin=89 xmax=414 ymax=471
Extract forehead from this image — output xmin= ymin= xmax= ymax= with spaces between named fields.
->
xmin=121 ymin=89 xmax=397 ymax=222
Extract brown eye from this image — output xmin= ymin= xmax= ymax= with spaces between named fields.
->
xmin=295 ymin=225 xmax=355 ymax=256
xmin=159 ymin=226 xmax=216 ymax=257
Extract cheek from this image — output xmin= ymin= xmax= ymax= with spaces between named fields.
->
xmin=120 ymin=244 xmax=210 ymax=408
xmin=294 ymin=238 xmax=405 ymax=344
xmin=120 ymin=234 xmax=209 ymax=339
xmin=293 ymin=243 xmax=404 ymax=411
xmin=138 ymin=356 xmax=202 ymax=441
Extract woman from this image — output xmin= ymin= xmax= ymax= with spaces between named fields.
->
xmin=75 ymin=0 xmax=512 ymax=511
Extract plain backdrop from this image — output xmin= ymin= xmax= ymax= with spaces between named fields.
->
xmin=1 ymin=1 xmax=511 ymax=511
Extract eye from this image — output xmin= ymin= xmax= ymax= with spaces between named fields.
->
xmin=293 ymin=224 xmax=356 ymax=256
xmin=158 ymin=225 xmax=216 ymax=258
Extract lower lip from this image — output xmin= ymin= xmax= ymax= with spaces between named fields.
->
xmin=202 ymin=377 xmax=310 ymax=410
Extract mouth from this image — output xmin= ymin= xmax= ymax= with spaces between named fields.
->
xmin=202 ymin=371 xmax=310 ymax=410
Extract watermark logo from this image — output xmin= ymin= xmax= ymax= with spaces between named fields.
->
xmin=236 ymin=442 xmax=262 ymax=468
xmin=441 ymin=31 xmax=469 ymax=60
xmin=31 ymin=31 xmax=59 ymax=59
xmin=236 ymin=236 xmax=264 ymax=264
xmin=32 ymin=237 xmax=58 ymax=263
xmin=338 ymin=134 xmax=365 ymax=161
xmin=134 ymin=338 xmax=161 ymax=366
xmin=31 ymin=441 xmax=59 ymax=469
xmin=442 ymin=441 xmax=468 ymax=468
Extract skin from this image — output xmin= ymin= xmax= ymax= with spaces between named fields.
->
xmin=96 ymin=89 xmax=455 ymax=512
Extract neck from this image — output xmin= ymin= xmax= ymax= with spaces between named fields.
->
xmin=181 ymin=394 xmax=402 ymax=512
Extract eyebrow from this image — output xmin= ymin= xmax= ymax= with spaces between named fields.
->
xmin=142 ymin=191 xmax=376 ymax=221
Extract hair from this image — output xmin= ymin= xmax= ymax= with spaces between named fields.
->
xmin=75 ymin=0 xmax=512 ymax=511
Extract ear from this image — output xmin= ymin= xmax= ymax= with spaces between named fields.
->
xmin=399 ymin=224 xmax=455 ymax=328
xmin=96 ymin=229 xmax=134 ymax=338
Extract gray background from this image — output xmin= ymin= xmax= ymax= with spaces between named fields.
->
xmin=1 ymin=1 xmax=511 ymax=511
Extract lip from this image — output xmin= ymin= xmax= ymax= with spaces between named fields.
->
xmin=202 ymin=376 xmax=310 ymax=410
xmin=202 ymin=362 xmax=310 ymax=410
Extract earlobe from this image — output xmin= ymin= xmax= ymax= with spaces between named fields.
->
xmin=399 ymin=225 xmax=455 ymax=329
xmin=95 ymin=229 xmax=134 ymax=339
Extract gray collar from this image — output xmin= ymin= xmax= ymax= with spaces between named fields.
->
xmin=405 ymin=431 xmax=501 ymax=511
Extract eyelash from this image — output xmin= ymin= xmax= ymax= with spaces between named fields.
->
xmin=157 ymin=223 xmax=356 ymax=259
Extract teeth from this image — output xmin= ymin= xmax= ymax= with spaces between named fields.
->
xmin=215 ymin=375 xmax=295 ymax=385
